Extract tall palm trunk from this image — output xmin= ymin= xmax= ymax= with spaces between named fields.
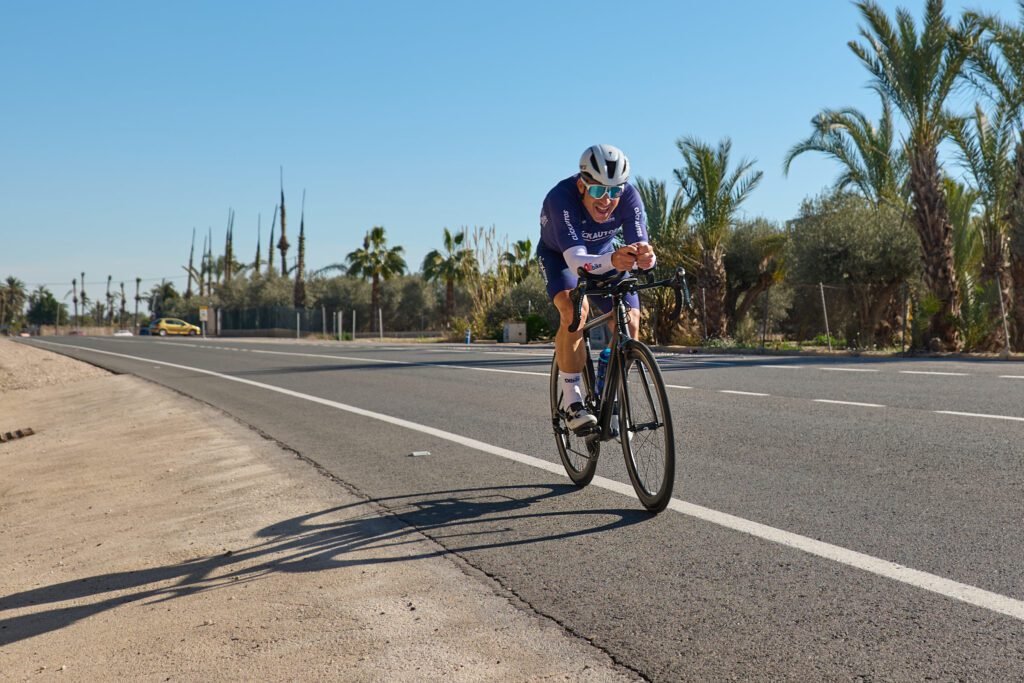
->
xmin=909 ymin=145 xmax=962 ymax=349
xmin=1010 ymin=139 xmax=1024 ymax=350
xmin=445 ymin=278 xmax=455 ymax=325
xmin=371 ymin=275 xmax=380 ymax=332
xmin=700 ymin=248 xmax=728 ymax=338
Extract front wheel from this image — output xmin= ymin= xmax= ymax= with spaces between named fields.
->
xmin=550 ymin=355 xmax=598 ymax=487
xmin=158 ymin=329 xmax=167 ymax=337
xmin=618 ymin=342 xmax=675 ymax=513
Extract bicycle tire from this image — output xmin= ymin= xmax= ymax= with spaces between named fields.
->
xmin=549 ymin=355 xmax=599 ymax=486
xmin=617 ymin=341 xmax=675 ymax=512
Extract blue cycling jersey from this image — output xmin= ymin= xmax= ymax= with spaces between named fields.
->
xmin=539 ymin=174 xmax=648 ymax=256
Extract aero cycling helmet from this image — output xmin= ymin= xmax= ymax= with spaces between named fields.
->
xmin=579 ymin=144 xmax=630 ymax=185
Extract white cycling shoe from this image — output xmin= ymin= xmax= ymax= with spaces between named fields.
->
xmin=566 ymin=402 xmax=598 ymax=433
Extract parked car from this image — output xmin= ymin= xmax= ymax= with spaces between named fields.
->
xmin=149 ymin=318 xmax=201 ymax=337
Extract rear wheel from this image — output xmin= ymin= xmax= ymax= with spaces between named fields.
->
xmin=618 ymin=342 xmax=675 ymax=512
xmin=550 ymin=355 xmax=598 ymax=486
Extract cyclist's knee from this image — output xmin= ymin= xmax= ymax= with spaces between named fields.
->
xmin=553 ymin=291 xmax=588 ymax=329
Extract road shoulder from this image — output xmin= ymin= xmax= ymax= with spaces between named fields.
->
xmin=0 ymin=339 xmax=635 ymax=681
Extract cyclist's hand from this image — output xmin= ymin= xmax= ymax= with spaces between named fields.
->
xmin=611 ymin=246 xmax=638 ymax=272
xmin=632 ymin=242 xmax=656 ymax=270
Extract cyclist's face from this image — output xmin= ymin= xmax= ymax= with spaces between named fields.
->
xmin=578 ymin=176 xmax=621 ymax=223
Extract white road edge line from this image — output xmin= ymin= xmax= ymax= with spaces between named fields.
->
xmin=935 ymin=410 xmax=1024 ymax=423
xmin=28 ymin=339 xmax=1024 ymax=622
xmin=813 ymin=399 xmax=886 ymax=408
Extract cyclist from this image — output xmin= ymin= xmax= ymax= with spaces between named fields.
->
xmin=538 ymin=144 xmax=656 ymax=433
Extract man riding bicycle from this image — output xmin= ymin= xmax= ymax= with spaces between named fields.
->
xmin=538 ymin=144 xmax=656 ymax=433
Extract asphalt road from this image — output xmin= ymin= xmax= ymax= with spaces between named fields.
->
xmin=22 ymin=336 xmax=1024 ymax=680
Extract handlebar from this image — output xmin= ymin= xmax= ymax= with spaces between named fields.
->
xmin=567 ymin=266 xmax=692 ymax=334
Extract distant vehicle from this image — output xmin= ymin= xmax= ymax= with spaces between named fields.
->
xmin=149 ymin=318 xmax=200 ymax=337
xmin=113 ymin=329 xmax=133 ymax=337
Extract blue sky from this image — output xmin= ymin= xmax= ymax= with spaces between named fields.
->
xmin=3 ymin=0 xmax=1021 ymax=297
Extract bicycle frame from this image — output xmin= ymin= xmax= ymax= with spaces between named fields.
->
xmin=576 ymin=292 xmax=634 ymax=443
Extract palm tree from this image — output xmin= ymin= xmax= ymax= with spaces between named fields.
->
xmin=0 ymin=276 xmax=27 ymax=328
xmin=148 ymin=280 xmax=180 ymax=318
xmin=635 ymin=177 xmax=693 ymax=342
xmin=423 ymin=228 xmax=477 ymax=326
xmin=71 ymin=278 xmax=79 ymax=330
xmin=783 ymin=101 xmax=908 ymax=207
xmin=949 ymin=103 xmax=1015 ymax=347
xmin=105 ymin=275 xmax=113 ymax=326
xmin=674 ymin=137 xmax=763 ymax=338
xmin=346 ymin=226 xmax=407 ymax=331
xmin=848 ymin=0 xmax=979 ymax=350
xmin=966 ymin=2 xmax=1024 ymax=348
xmin=501 ymin=238 xmax=535 ymax=285
xmin=134 ymin=277 xmax=142 ymax=331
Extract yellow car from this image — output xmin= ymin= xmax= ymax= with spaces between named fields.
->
xmin=149 ymin=318 xmax=201 ymax=337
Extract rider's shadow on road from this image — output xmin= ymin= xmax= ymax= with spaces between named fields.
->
xmin=0 ymin=483 xmax=648 ymax=646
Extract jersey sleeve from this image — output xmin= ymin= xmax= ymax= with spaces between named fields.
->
xmin=620 ymin=184 xmax=649 ymax=244
xmin=541 ymin=190 xmax=585 ymax=252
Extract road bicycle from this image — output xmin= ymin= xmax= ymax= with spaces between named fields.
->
xmin=549 ymin=266 xmax=690 ymax=513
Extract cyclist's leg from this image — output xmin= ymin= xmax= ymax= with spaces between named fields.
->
xmin=553 ymin=290 xmax=589 ymax=373
xmin=537 ymin=244 xmax=589 ymax=373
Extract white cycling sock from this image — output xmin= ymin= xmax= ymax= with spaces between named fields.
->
xmin=559 ymin=371 xmax=584 ymax=410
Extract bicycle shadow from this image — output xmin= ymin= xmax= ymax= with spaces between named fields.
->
xmin=0 ymin=483 xmax=648 ymax=646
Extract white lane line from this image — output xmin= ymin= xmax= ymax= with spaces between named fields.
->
xmin=29 ymin=338 xmax=1024 ymax=623
xmin=1000 ymin=375 xmax=1024 ymax=379
xmin=434 ymin=364 xmax=548 ymax=377
xmin=820 ymin=367 xmax=879 ymax=373
xmin=935 ymin=410 xmax=1024 ymax=423
xmin=720 ymin=390 xmax=770 ymax=397
xmin=758 ymin=365 xmax=801 ymax=369
xmin=813 ymin=399 xmax=886 ymax=408
xmin=665 ymin=384 xmax=693 ymax=390
xmin=899 ymin=370 xmax=969 ymax=377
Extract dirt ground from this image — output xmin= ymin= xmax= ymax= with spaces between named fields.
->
xmin=0 ymin=339 xmax=637 ymax=682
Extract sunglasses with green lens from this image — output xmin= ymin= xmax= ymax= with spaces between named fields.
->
xmin=584 ymin=182 xmax=624 ymax=200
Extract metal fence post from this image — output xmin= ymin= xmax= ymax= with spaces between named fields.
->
xmin=352 ymin=310 xmax=356 ymax=340
xmin=296 ymin=312 xmax=300 ymax=340
xmin=379 ymin=308 xmax=383 ymax=341
xmin=819 ymin=282 xmax=832 ymax=352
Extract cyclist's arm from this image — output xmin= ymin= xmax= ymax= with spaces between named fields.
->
xmin=620 ymin=186 xmax=656 ymax=270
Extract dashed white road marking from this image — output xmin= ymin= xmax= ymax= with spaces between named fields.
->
xmin=758 ymin=365 xmax=801 ymax=369
xmin=1000 ymin=375 xmax=1024 ymax=379
xmin=27 ymin=338 xmax=1024 ymax=623
xmin=900 ymin=370 xmax=969 ymax=377
xmin=665 ymin=384 xmax=693 ymax=390
xmin=813 ymin=399 xmax=886 ymax=408
xmin=935 ymin=410 xmax=1024 ymax=422
xmin=820 ymin=367 xmax=879 ymax=373
xmin=720 ymin=390 xmax=770 ymax=397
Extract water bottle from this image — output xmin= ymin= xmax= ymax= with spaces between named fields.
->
xmin=596 ymin=347 xmax=611 ymax=395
